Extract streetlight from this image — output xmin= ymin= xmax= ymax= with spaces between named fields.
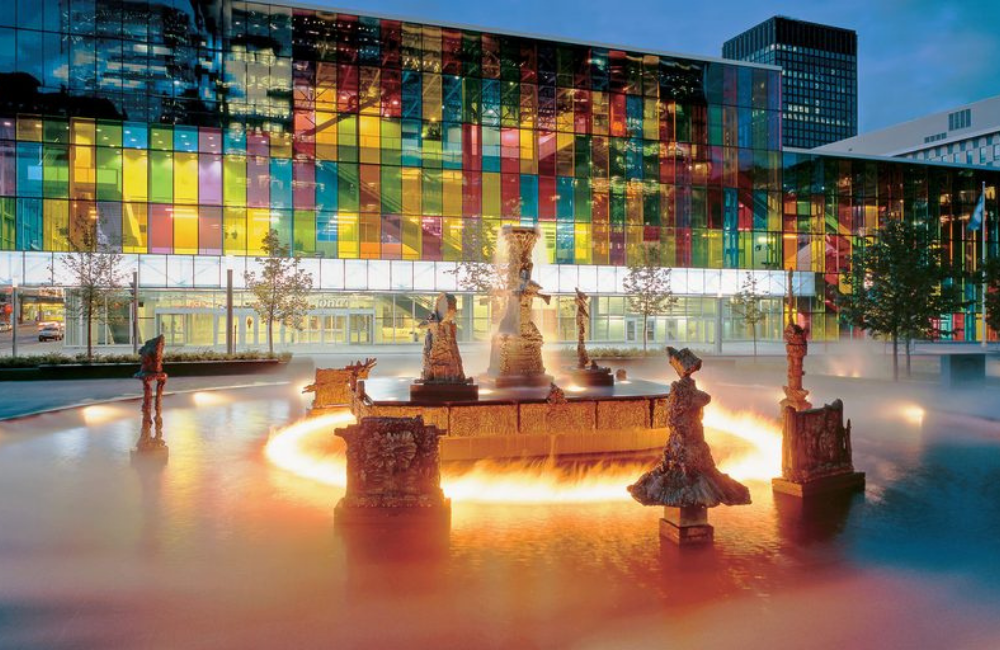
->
xmin=715 ymin=287 xmax=723 ymax=356
xmin=11 ymin=277 xmax=18 ymax=358
xmin=225 ymin=256 xmax=235 ymax=355
xmin=131 ymin=270 xmax=139 ymax=355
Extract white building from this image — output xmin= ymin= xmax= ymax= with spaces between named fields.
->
xmin=816 ymin=95 xmax=1000 ymax=167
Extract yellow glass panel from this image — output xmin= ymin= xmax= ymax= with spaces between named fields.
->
xmin=224 ymin=207 xmax=248 ymax=256
xmin=556 ymin=132 xmax=574 ymax=176
xmin=482 ymin=172 xmax=500 ymax=218
xmin=122 ymin=202 xmax=147 ymax=253
xmin=626 ymin=180 xmax=643 ymax=226
xmin=402 ymin=215 xmax=421 ymax=259
xmin=519 ymin=129 xmax=536 ymax=175
xmin=71 ymin=118 xmax=95 ymax=145
xmin=270 ymin=132 xmax=293 ymax=158
xmin=592 ymin=92 xmax=609 ymax=136
xmin=443 ymin=216 xmax=462 ymax=261
xmin=422 ymin=73 xmax=442 ymax=122
xmin=359 ymin=66 xmax=381 ymax=115
xmin=173 ymin=205 xmax=199 ymax=255
xmin=359 ymin=115 xmax=380 ymax=165
xmin=174 ymin=153 xmax=198 ymax=204
xmin=537 ymin=222 xmax=556 ymax=263
xmin=43 ymin=199 xmax=69 ymax=252
xmin=574 ymin=223 xmax=592 ymax=264
xmin=17 ymin=116 xmax=42 ymax=142
xmin=401 ymin=167 xmax=421 ymax=216
xmin=70 ymin=145 xmax=96 ymax=200
xmin=315 ymin=111 xmax=338 ymax=160
xmin=337 ymin=212 xmax=359 ymax=259
xmin=643 ymin=99 xmax=658 ymax=140
xmin=360 ymin=213 xmax=380 ymax=258
xmin=123 ymin=150 xmax=148 ymax=202
xmin=248 ymin=208 xmax=272 ymax=254
xmin=442 ymin=170 xmax=462 ymax=217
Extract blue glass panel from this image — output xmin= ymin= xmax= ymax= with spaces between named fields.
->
xmin=556 ymin=221 xmax=574 ymax=263
xmin=270 ymin=159 xmax=293 ymax=210
xmin=16 ymin=198 xmax=42 ymax=251
xmin=520 ymin=174 xmax=538 ymax=218
xmin=401 ymin=120 xmax=422 ymax=167
xmin=317 ymin=211 xmax=337 ymax=243
xmin=16 ymin=143 xmax=43 ymax=198
xmin=557 ymin=176 xmax=574 ymax=220
xmin=316 ymin=161 xmax=338 ymax=212
xmin=174 ymin=126 xmax=199 ymax=153
xmin=0 ymin=28 xmax=14 ymax=73
xmin=402 ymin=70 xmax=421 ymax=119
xmin=224 ymin=127 xmax=246 ymax=155
xmin=481 ymin=79 xmax=500 ymax=127
xmin=626 ymin=95 xmax=642 ymax=137
xmin=723 ymin=188 xmax=739 ymax=268
xmin=123 ymin=122 xmax=148 ymax=149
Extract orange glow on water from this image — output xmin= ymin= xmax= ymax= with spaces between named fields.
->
xmin=264 ymin=404 xmax=782 ymax=504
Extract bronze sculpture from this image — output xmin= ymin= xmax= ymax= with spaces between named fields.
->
xmin=629 ymin=347 xmax=750 ymax=544
xmin=568 ymin=287 xmax=614 ymax=386
xmin=303 ymin=358 xmax=377 ymax=412
xmin=411 ymin=293 xmax=478 ymax=401
xmin=133 ymin=335 xmax=168 ymax=458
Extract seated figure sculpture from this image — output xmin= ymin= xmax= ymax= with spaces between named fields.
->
xmin=410 ymin=293 xmax=478 ymax=401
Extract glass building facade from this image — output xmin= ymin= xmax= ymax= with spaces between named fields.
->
xmin=0 ymin=2 xmax=996 ymax=348
xmin=723 ymin=16 xmax=857 ymax=150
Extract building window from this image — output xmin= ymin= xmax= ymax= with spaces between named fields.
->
xmin=948 ymin=108 xmax=972 ymax=131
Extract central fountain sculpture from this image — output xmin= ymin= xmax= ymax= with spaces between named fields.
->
xmin=629 ymin=347 xmax=751 ymax=545
xmin=410 ymin=292 xmax=478 ymax=401
xmin=485 ymin=226 xmax=553 ymax=387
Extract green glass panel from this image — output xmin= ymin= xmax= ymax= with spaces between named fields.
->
xmin=95 ymin=147 xmax=122 ymax=201
xmin=338 ymin=163 xmax=359 ymax=212
xmin=293 ymin=210 xmax=315 ymax=256
xmin=42 ymin=145 xmax=69 ymax=199
xmin=149 ymin=151 xmax=174 ymax=203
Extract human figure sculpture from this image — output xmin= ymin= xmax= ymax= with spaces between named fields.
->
xmin=419 ymin=293 xmax=466 ymax=384
xmin=629 ymin=347 xmax=750 ymax=543
xmin=134 ymin=335 xmax=168 ymax=455
xmin=781 ymin=269 xmax=811 ymax=412
xmin=574 ymin=288 xmax=591 ymax=369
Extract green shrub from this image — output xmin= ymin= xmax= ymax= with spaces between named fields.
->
xmin=0 ymin=349 xmax=291 ymax=369
xmin=552 ymin=346 xmax=664 ymax=359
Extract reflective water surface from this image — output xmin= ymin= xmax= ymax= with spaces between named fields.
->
xmin=1 ymin=381 xmax=999 ymax=649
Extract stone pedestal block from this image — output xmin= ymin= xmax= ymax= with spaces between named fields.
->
xmin=334 ymin=498 xmax=452 ymax=526
xmin=660 ymin=506 xmax=714 ymax=546
xmin=568 ymin=367 xmax=614 ymax=387
xmin=772 ymin=471 xmax=866 ymax=498
xmin=409 ymin=381 xmax=479 ymax=402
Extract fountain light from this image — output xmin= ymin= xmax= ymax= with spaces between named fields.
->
xmin=81 ymin=404 xmax=119 ymax=425
xmin=265 ymin=404 xmax=782 ymax=504
xmin=900 ymin=404 xmax=926 ymax=426
xmin=192 ymin=391 xmax=227 ymax=407
xmin=564 ymin=384 xmax=586 ymax=393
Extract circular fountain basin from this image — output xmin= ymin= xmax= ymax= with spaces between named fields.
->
xmin=349 ymin=377 xmax=673 ymax=460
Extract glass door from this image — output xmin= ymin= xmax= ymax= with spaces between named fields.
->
xmin=349 ymin=313 xmax=372 ymax=344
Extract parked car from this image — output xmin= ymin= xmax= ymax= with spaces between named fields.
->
xmin=0 ymin=322 xmax=11 ymax=333
xmin=38 ymin=323 xmax=64 ymax=342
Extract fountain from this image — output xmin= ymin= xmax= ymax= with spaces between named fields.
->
xmin=303 ymin=358 xmax=377 ymax=414
xmin=484 ymin=225 xmax=553 ymax=388
xmin=132 ymin=335 xmax=168 ymax=460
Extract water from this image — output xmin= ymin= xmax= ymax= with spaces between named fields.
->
xmin=0 ymin=381 xmax=999 ymax=649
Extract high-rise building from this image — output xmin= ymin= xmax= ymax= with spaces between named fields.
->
xmin=723 ymin=16 xmax=857 ymax=149
xmin=817 ymin=95 xmax=1000 ymax=167
xmin=0 ymin=2 xmax=994 ymax=348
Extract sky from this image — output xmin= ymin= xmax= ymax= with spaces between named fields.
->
xmin=305 ymin=0 xmax=1000 ymax=134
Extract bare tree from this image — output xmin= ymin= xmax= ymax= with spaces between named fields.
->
xmin=59 ymin=212 xmax=127 ymax=360
xmin=447 ymin=222 xmax=509 ymax=323
xmin=244 ymin=229 xmax=314 ymax=354
xmin=731 ymin=272 xmax=767 ymax=356
xmin=622 ymin=244 xmax=677 ymax=351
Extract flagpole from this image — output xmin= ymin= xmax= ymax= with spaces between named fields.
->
xmin=982 ymin=180 xmax=988 ymax=349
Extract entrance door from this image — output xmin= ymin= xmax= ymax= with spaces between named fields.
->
xmin=158 ymin=314 xmax=186 ymax=347
xmin=324 ymin=314 xmax=347 ymax=344
xmin=349 ymin=313 xmax=372 ymax=344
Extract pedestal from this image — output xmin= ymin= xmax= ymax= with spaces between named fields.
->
xmin=409 ymin=381 xmax=479 ymax=402
xmin=130 ymin=443 xmax=169 ymax=463
xmin=568 ymin=366 xmax=614 ymax=387
xmin=659 ymin=505 xmax=714 ymax=546
xmin=772 ymin=471 xmax=866 ymax=498
xmin=334 ymin=498 xmax=452 ymax=526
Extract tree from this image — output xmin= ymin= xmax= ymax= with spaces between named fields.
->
xmin=622 ymin=244 xmax=677 ymax=351
xmin=983 ymin=256 xmax=1000 ymax=338
xmin=446 ymin=222 xmax=509 ymax=323
xmin=837 ymin=218 xmax=966 ymax=380
xmin=244 ymin=229 xmax=314 ymax=354
xmin=731 ymin=272 xmax=767 ymax=357
xmin=59 ymin=211 xmax=127 ymax=360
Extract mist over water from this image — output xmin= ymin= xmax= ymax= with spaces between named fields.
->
xmin=1 ymin=361 xmax=999 ymax=648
